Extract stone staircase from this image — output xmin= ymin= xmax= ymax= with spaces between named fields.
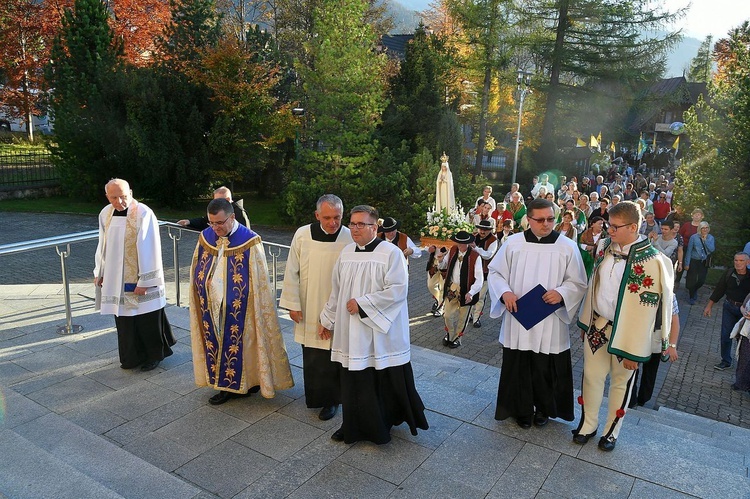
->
xmin=2 ymin=294 xmax=750 ymax=498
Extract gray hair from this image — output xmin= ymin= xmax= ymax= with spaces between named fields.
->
xmin=317 ymin=194 xmax=343 ymax=212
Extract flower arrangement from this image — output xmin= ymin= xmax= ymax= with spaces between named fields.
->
xmin=420 ymin=204 xmax=474 ymax=241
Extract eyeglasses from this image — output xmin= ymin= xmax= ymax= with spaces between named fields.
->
xmin=208 ymin=215 xmax=233 ymax=227
xmin=527 ymin=216 xmax=556 ymax=224
xmin=608 ymin=222 xmax=634 ymax=232
xmin=348 ymin=222 xmax=376 ymax=229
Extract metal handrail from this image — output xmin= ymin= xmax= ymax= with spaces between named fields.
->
xmin=0 ymin=220 xmax=291 ymax=335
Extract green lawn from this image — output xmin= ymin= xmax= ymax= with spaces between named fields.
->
xmin=0 ymin=193 xmax=287 ymax=226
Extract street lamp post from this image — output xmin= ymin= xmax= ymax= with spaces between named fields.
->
xmin=511 ymin=69 xmax=532 ymax=185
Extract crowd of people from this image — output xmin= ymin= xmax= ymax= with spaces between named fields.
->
xmin=92 ymin=170 xmax=750 ymax=452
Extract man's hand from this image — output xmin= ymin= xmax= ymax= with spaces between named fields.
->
xmin=684 ymin=265 xmax=689 ymax=271
xmin=346 ymin=298 xmax=359 ymax=315
xmin=502 ymin=291 xmax=519 ymax=313
xmin=623 ymin=359 xmax=639 ymax=370
xmin=177 ymin=219 xmax=189 ymax=227
xmin=465 ymin=292 xmax=473 ymax=303
xmin=665 ymin=346 xmax=678 ymax=362
xmin=134 ymin=286 xmax=148 ymax=296
xmin=289 ymin=310 xmax=303 ymax=323
xmin=94 ymin=277 xmax=103 ymax=287
xmin=703 ymin=305 xmax=712 ymax=317
xmin=542 ymin=289 xmax=563 ymax=305
xmin=317 ymin=323 xmax=332 ymax=340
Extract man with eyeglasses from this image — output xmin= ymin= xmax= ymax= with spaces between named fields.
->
xmin=319 ymin=205 xmax=428 ymax=444
xmin=189 ymin=198 xmax=293 ymax=405
xmin=280 ymin=195 xmax=352 ymax=421
xmin=94 ymin=178 xmax=176 ymax=372
xmin=574 ymin=201 xmax=674 ymax=452
xmin=488 ymin=198 xmax=587 ymax=430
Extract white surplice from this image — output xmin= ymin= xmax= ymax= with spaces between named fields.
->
xmin=320 ymin=242 xmax=410 ymax=371
xmin=487 ymin=232 xmax=587 ymax=354
xmin=94 ymin=202 xmax=166 ymax=317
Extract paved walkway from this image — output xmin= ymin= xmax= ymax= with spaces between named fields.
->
xmin=1 ymin=212 xmax=747 ymax=428
xmin=2 ymin=284 xmax=750 ymax=498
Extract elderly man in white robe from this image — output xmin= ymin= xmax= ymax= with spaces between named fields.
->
xmin=488 ymin=198 xmax=587 ymax=429
xmin=279 ymin=194 xmax=352 ymax=421
xmin=319 ymin=205 xmax=429 ymax=444
xmin=94 ymin=178 xmax=175 ymax=371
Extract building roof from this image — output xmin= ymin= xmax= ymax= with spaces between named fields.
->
xmin=379 ymin=34 xmax=414 ymax=61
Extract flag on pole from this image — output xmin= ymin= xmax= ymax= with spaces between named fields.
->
xmin=672 ymin=136 xmax=679 ymax=154
xmin=576 ymin=137 xmax=586 ymax=147
xmin=637 ymin=132 xmax=647 ymax=159
xmin=590 ymin=135 xmax=600 ymax=152
xmin=652 ymin=132 xmax=657 ymax=150
xmin=609 ymin=141 xmax=616 ymax=153
xmin=597 ymin=131 xmax=602 ymax=145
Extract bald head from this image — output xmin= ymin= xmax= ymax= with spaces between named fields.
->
xmin=105 ymin=178 xmax=132 ymax=211
xmin=213 ymin=186 xmax=232 ymax=202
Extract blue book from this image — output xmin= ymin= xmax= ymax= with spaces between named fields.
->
xmin=510 ymin=284 xmax=563 ymax=330
xmin=123 ymin=283 xmax=137 ymax=292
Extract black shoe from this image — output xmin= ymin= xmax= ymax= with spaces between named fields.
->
xmin=208 ymin=390 xmax=250 ymax=405
xmin=473 ymin=319 xmax=482 ymax=328
xmin=572 ymin=431 xmax=596 ymax=445
xmin=714 ymin=361 xmax=731 ymax=370
xmin=448 ymin=338 xmax=461 ymax=349
xmin=598 ymin=436 xmax=616 ymax=451
xmin=515 ymin=416 xmax=532 ymax=429
xmin=331 ymin=427 xmax=345 ymax=442
xmin=442 ymin=334 xmax=450 ymax=346
xmin=533 ymin=411 xmax=548 ymax=427
xmin=249 ymin=385 xmax=261 ymax=394
xmin=433 ymin=308 xmax=444 ymax=317
xmin=319 ymin=405 xmax=338 ymax=421
xmin=209 ymin=391 xmax=234 ymax=405
xmin=431 ymin=301 xmax=439 ymax=313
xmin=140 ymin=360 xmax=160 ymax=372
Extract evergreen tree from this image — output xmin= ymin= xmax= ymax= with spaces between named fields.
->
xmin=47 ymin=0 xmax=125 ymax=199
xmin=687 ymin=35 xmax=714 ymax=83
xmin=519 ymin=0 xmax=684 ymax=165
xmin=380 ymin=24 xmax=456 ymax=161
xmin=284 ymin=0 xmax=388 ymax=223
xmin=677 ymin=23 xmax=750 ymax=260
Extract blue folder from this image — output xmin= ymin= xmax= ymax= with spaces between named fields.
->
xmin=509 ymin=284 xmax=563 ymax=330
xmin=123 ymin=283 xmax=137 ymax=292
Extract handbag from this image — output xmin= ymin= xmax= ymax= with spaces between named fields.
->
xmin=699 ymin=239 xmax=713 ymax=268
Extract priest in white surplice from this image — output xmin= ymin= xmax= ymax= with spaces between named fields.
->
xmin=319 ymin=205 xmax=429 ymax=444
xmin=94 ymin=178 xmax=175 ymax=371
xmin=279 ymin=194 xmax=352 ymax=421
xmin=488 ymin=198 xmax=587 ymax=429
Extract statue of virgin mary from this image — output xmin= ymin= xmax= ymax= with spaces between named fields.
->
xmin=435 ymin=152 xmax=456 ymax=212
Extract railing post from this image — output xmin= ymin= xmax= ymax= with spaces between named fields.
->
xmin=268 ymin=246 xmax=282 ymax=303
xmin=55 ymin=244 xmax=83 ymax=335
xmin=168 ymin=226 xmax=182 ymax=307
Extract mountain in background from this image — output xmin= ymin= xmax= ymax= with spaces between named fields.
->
xmin=386 ymin=0 xmax=705 ymax=79
xmin=385 ymin=0 xmax=423 ymax=33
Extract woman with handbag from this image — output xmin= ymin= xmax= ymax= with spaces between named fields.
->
xmin=730 ymin=291 xmax=750 ymax=390
xmin=684 ymin=221 xmax=715 ymax=305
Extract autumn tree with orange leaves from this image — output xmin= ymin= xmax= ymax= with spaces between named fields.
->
xmin=0 ymin=0 xmax=71 ymax=141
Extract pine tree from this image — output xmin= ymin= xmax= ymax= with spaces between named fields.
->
xmin=678 ymin=23 xmax=750 ymax=260
xmin=687 ymin=36 xmax=714 ymax=83
xmin=284 ymin=0 xmax=388 ymax=222
xmin=47 ymin=0 xmax=125 ymax=199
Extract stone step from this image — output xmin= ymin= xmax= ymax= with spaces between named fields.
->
xmin=0 ymin=429 xmax=124 ymax=499
xmin=11 ymin=411 xmax=201 ymax=499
